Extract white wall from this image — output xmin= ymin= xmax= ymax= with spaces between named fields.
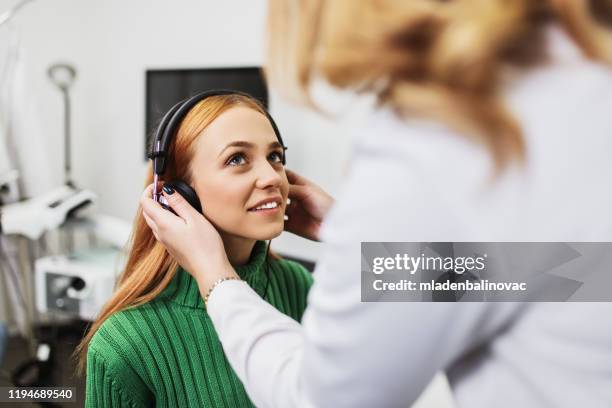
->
xmin=1 ymin=0 xmax=362 ymax=261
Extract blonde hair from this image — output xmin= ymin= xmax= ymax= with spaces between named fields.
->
xmin=266 ymin=0 xmax=612 ymax=170
xmin=75 ymin=94 xmax=268 ymax=373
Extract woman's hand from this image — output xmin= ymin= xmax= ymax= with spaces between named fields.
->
xmin=140 ymin=184 xmax=239 ymax=295
xmin=284 ymin=169 xmax=335 ymax=242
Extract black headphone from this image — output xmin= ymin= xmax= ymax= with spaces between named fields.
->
xmin=147 ymin=89 xmax=287 ymax=214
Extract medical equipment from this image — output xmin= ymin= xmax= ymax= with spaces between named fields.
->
xmin=34 ymin=247 xmax=123 ymax=321
xmin=0 ymin=185 xmax=96 ymax=240
xmin=33 ymin=213 xmax=129 ymax=320
xmin=48 ymin=63 xmax=78 ymax=187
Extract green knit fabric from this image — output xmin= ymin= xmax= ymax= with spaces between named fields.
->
xmin=85 ymin=241 xmax=313 ymax=407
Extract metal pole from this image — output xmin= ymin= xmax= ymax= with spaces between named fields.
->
xmin=63 ymin=89 xmax=73 ymax=187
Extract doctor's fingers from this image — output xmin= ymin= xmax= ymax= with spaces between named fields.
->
xmin=287 ymin=184 xmax=310 ymax=201
xmin=286 ymin=169 xmax=310 ymax=186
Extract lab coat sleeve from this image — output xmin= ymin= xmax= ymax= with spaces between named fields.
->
xmin=208 ymin=252 xmax=522 ymax=408
xmin=207 ymin=148 xmax=524 ymax=407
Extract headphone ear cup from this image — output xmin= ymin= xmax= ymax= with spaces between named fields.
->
xmin=164 ymin=180 xmax=203 ymax=214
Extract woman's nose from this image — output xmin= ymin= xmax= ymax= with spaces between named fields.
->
xmin=254 ymin=160 xmax=282 ymax=189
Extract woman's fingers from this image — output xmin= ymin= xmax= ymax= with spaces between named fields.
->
xmin=141 ymin=190 xmax=176 ymax=232
xmin=141 ymin=201 xmax=162 ymax=234
xmin=140 ymin=184 xmax=159 ymax=215
xmin=162 ymin=189 xmax=195 ymax=223
xmin=141 ymin=208 xmax=164 ymax=243
xmin=142 ymin=210 xmax=156 ymax=232
xmin=142 ymin=183 xmax=155 ymax=201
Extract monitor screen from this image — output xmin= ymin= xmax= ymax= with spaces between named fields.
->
xmin=145 ymin=67 xmax=268 ymax=159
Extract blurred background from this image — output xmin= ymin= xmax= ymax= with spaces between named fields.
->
xmin=0 ymin=0 xmax=454 ymax=406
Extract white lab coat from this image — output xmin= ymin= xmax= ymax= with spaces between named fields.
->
xmin=207 ymin=26 xmax=612 ymax=408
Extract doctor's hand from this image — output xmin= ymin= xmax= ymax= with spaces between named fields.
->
xmin=284 ymin=169 xmax=335 ymax=242
xmin=140 ymin=184 xmax=238 ymax=296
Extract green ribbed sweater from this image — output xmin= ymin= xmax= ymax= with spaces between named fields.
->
xmin=85 ymin=241 xmax=313 ymax=407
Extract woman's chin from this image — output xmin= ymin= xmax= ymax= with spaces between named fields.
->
xmin=235 ymin=222 xmax=284 ymax=242
xmin=258 ymin=226 xmax=284 ymax=241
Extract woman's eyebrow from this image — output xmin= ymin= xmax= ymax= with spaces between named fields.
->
xmin=217 ymin=141 xmax=283 ymax=157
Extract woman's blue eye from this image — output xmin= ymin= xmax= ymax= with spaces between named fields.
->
xmin=227 ymin=153 xmax=247 ymax=166
xmin=269 ymin=151 xmax=284 ymax=163
xmin=226 ymin=150 xmax=283 ymax=167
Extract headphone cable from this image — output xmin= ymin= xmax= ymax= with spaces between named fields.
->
xmin=262 ymin=240 xmax=272 ymax=301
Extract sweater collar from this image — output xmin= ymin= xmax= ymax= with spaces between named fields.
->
xmin=160 ymin=240 xmax=268 ymax=309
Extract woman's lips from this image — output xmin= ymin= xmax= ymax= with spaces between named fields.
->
xmin=248 ymin=205 xmax=281 ymax=215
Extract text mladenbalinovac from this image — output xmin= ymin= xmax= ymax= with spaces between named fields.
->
xmin=373 ymin=280 xmax=527 ymax=292
xmin=370 ymin=253 xmax=527 ymax=292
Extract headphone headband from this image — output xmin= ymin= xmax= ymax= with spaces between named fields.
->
xmin=149 ymin=89 xmax=286 ymax=175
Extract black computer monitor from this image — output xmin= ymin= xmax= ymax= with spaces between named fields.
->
xmin=145 ymin=67 xmax=268 ymax=159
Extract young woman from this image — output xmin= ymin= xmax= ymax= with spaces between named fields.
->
xmin=77 ymin=93 xmax=314 ymax=407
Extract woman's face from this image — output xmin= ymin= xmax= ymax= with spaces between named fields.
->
xmin=189 ymin=106 xmax=288 ymax=242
